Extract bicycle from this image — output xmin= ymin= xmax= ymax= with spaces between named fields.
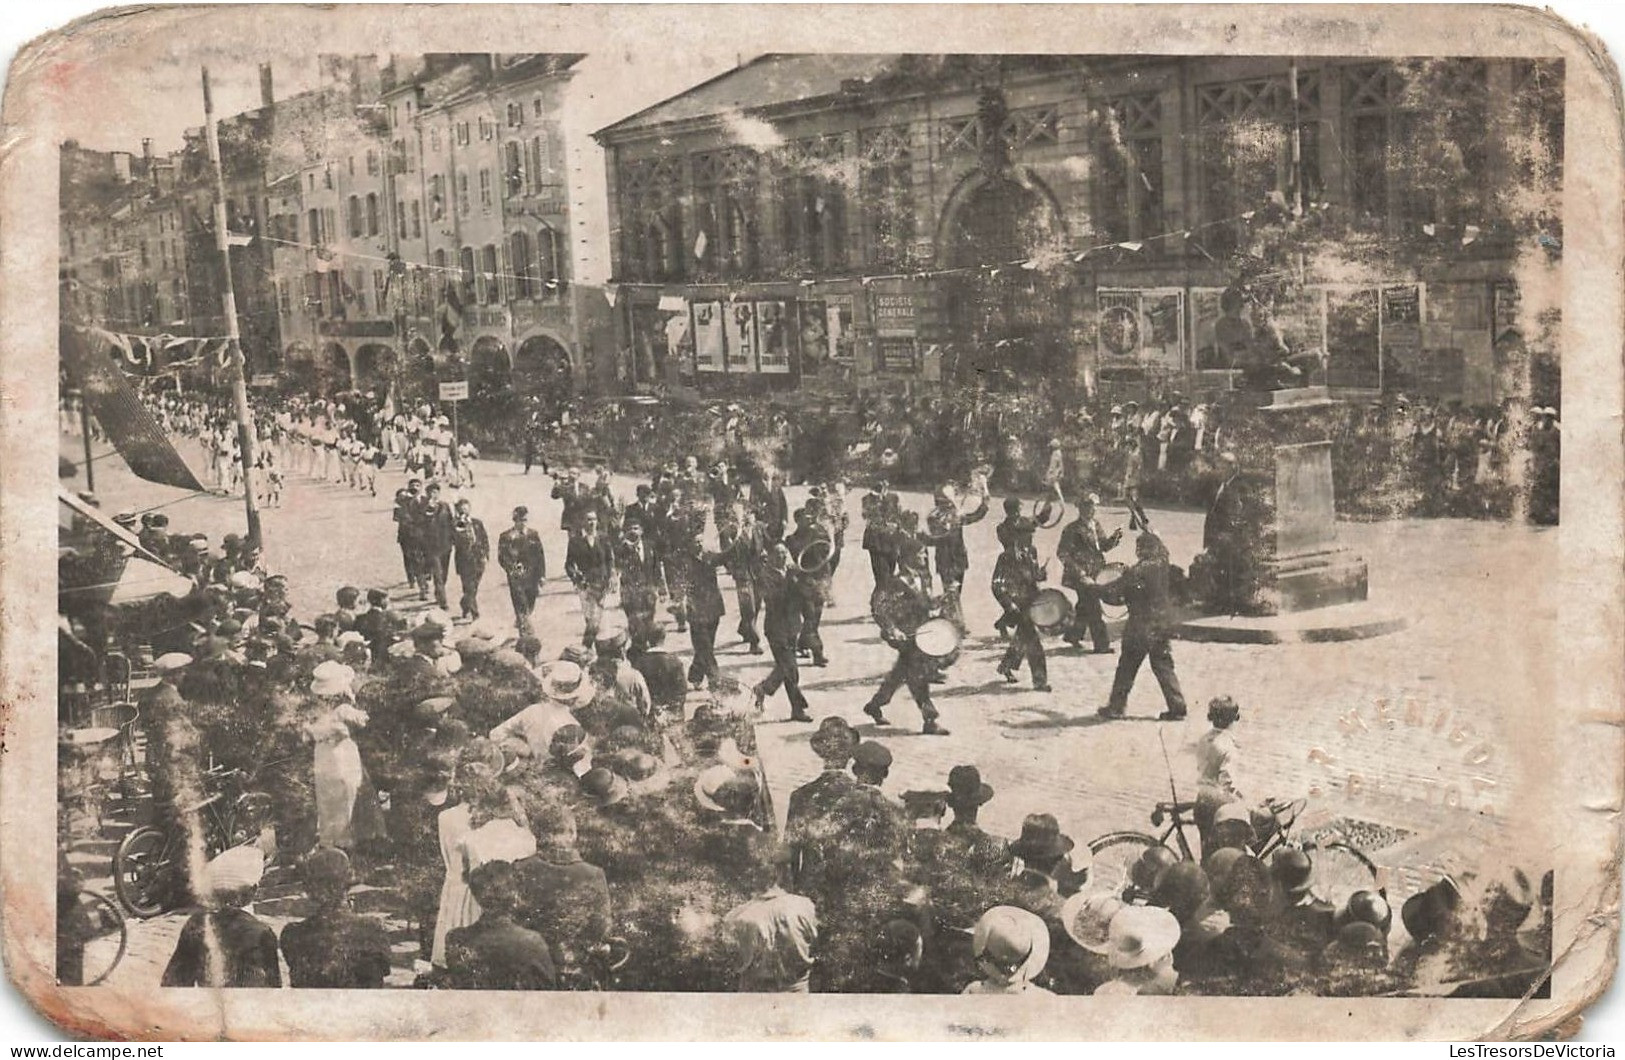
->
xmin=112 ymin=762 xmax=276 ymax=918
xmin=58 ymin=887 xmax=128 ymax=986
xmin=1087 ymin=797 xmax=1379 ymax=908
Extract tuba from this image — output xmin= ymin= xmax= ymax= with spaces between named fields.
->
xmin=794 ymin=536 xmax=835 ymax=573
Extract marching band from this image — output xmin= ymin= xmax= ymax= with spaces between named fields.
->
xmin=469 ymin=454 xmax=1169 ymax=735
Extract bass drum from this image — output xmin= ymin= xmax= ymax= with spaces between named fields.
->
xmin=913 ymin=617 xmax=962 ymax=659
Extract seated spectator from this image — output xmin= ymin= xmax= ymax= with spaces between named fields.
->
xmin=161 ymin=847 xmax=281 ymax=988
xmin=513 ymin=795 xmax=613 ymax=978
xmin=629 ymin=624 xmax=687 ymax=719
xmin=1096 ymin=905 xmax=1181 ymax=996
xmin=445 ymin=861 xmax=557 ymax=990
xmin=723 ymin=843 xmax=818 ymax=993
xmin=964 ymin=906 xmax=1053 ymax=995
xmin=279 ymin=846 xmax=392 ymax=988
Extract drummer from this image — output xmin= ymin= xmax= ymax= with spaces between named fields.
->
xmin=862 ymin=542 xmax=951 ymax=736
xmin=992 ymin=534 xmax=1051 ymax=693
xmin=1058 ymin=493 xmax=1123 ymax=654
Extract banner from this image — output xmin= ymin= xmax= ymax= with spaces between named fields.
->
xmin=756 ymin=302 xmax=790 ymax=374
xmin=61 ymin=325 xmax=206 ymax=492
xmin=692 ymin=301 xmax=725 ymax=373
xmin=724 ymin=301 xmax=758 ymax=373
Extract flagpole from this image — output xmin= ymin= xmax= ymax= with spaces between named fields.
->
xmin=202 ymin=66 xmax=263 ymax=550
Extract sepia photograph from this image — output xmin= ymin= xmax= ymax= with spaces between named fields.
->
xmin=5 ymin=2 xmax=1623 ymax=1042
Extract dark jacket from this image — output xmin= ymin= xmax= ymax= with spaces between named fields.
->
xmin=452 ymin=516 xmax=490 ymax=574
xmin=616 ymin=537 xmax=663 ymax=604
xmin=1203 ymin=473 xmax=1247 ymax=551
xmin=1107 ymin=558 xmax=1178 ymax=639
xmin=420 ymin=499 xmax=455 ymax=556
xmin=1058 ymin=517 xmax=1118 ymax=583
xmin=675 ymin=546 xmax=727 ymax=624
xmin=632 ymin=650 xmax=688 ymax=713
xmin=444 ymin=914 xmax=557 ymax=990
xmin=513 ymin=852 xmax=613 ymax=970
xmin=498 ymin=526 xmax=545 ymax=583
xmin=992 ymin=549 xmax=1045 ymax=612
xmin=565 ymin=532 xmax=615 ymax=593
xmin=161 ymin=908 xmax=282 ymax=987
xmin=758 ymin=563 xmax=805 ymax=643
xmin=279 ymin=908 xmax=393 ymax=988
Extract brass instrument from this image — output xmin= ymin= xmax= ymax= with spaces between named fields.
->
xmin=1034 ymin=481 xmax=1066 ymax=529
xmin=794 ymin=536 xmax=834 ymax=573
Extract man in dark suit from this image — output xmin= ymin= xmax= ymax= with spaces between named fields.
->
xmin=725 ymin=505 xmax=766 ymax=654
xmin=279 ymin=847 xmax=392 ymax=988
xmin=451 ymin=498 xmax=490 ymax=622
xmin=615 ymin=521 xmax=662 ymax=653
xmin=620 ymin=483 xmax=656 ymax=538
xmin=1057 ymin=493 xmax=1122 ymax=653
xmin=551 ymin=469 xmax=593 ymax=535
xmin=393 ymin=479 xmax=426 ymax=596
xmin=784 ymin=506 xmax=833 ymax=668
xmin=513 ymin=798 xmax=613 ymax=980
xmin=565 ymin=509 xmax=616 ymax=647
xmin=863 ymin=545 xmax=951 ymax=735
xmin=673 ymin=528 xmax=727 ymax=692
xmin=497 ymin=506 xmax=545 ymax=636
xmin=785 ymin=717 xmax=861 ymax=893
xmin=352 ymin=587 xmax=404 ymax=667
xmin=861 ymin=482 xmax=899 ymax=592
xmin=1098 ymin=532 xmax=1188 ymax=721
xmin=749 ymin=468 xmax=789 ymax=545
xmin=1203 ymin=452 xmax=1250 ymax=614
xmin=751 ymin=544 xmax=812 ymax=722
xmin=445 ymin=861 xmax=557 ymax=990
xmin=992 ymin=535 xmax=1050 ymax=693
xmin=419 ymin=481 xmax=455 ymax=610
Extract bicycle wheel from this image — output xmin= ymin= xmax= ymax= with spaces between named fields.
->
xmin=65 ymin=891 xmax=128 ymax=987
xmin=113 ymin=826 xmax=175 ymax=919
xmin=1086 ymin=831 xmax=1165 ymax=897
xmin=1304 ymin=839 xmax=1379 ymax=908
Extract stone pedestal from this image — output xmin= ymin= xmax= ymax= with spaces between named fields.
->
xmin=1231 ymin=387 xmax=1368 ymax=616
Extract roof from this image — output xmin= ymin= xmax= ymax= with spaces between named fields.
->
xmin=595 ymin=53 xmax=901 ymax=140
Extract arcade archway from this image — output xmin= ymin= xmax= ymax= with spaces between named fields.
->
xmin=322 ymin=342 xmax=353 ymax=395
xmin=513 ymin=333 xmax=573 ymax=402
xmin=354 ymin=343 xmax=398 ymax=394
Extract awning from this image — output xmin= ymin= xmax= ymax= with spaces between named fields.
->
xmin=56 ymin=554 xmax=198 ymax=607
xmin=58 ymin=488 xmax=172 ymax=569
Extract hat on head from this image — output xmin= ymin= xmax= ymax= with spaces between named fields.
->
xmin=409 ymin=616 xmax=447 ymax=642
xmin=1062 ymin=889 xmax=1126 ymax=955
xmin=947 ymin=764 xmax=994 ymax=808
xmin=606 ymin=748 xmax=660 ymax=782
xmin=228 ymin=571 xmax=262 ymax=591
xmin=579 ymin=766 xmax=629 ymax=808
xmin=417 ymin=695 xmax=456 ymax=717
xmin=456 ymin=634 xmax=499 ymax=659
xmin=366 ymin=587 xmax=389 ymax=605
xmin=694 ymin=763 xmax=760 ymax=815
xmin=189 ymin=538 xmax=211 ymax=553
xmin=558 ymin=644 xmax=593 ymax=667
xmin=808 ymin=717 xmax=860 ymax=764
xmin=1106 ymin=905 xmax=1181 ymax=970
xmin=1151 ymin=860 xmax=1213 ymax=924
xmin=512 ymin=505 xmax=529 ymax=520
xmin=335 ymin=585 xmax=360 ymax=605
xmin=1401 ymin=876 xmax=1463 ymax=942
xmin=152 ymin=652 xmax=193 ymax=674
xmin=547 ymin=722 xmax=589 ymax=763
xmin=1010 ymin=813 xmax=1075 ymax=864
xmin=540 ymin=661 xmax=594 ymax=706
xmin=851 ymin=740 xmax=893 ymax=774
xmin=310 ymin=660 xmax=356 ymax=698
xmin=336 ymin=630 xmax=367 ymax=649
xmin=1270 ymin=848 xmax=1315 ymax=899
xmin=972 ymin=906 xmax=1051 ymax=983
xmin=203 ymin=845 xmax=264 ymax=899
xmin=488 ymin=648 xmax=531 ymax=673
xmin=457 ymin=738 xmax=506 ymax=780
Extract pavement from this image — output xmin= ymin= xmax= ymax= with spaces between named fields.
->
xmin=62 ymin=426 xmax=1558 ymax=985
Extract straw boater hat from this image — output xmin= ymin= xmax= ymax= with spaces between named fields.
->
xmin=539 ymin=661 xmax=595 ymax=707
xmin=694 ymin=763 xmax=760 ymax=815
xmin=202 ymin=845 xmax=265 ymax=902
xmin=1062 ymin=889 xmax=1126 ymax=955
xmin=1106 ymin=905 xmax=1181 ymax=971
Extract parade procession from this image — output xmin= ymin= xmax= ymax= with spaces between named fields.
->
xmin=51 ymin=48 xmax=1566 ymax=1002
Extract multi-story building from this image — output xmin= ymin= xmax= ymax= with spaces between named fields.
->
xmin=595 ymin=54 xmax=1563 ymax=406
xmin=380 ymin=53 xmax=591 ymax=409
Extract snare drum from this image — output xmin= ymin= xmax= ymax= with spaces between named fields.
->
xmin=1028 ymin=588 xmax=1073 ymax=630
xmin=913 ymin=617 xmax=962 ymax=658
xmin=1092 ymin=562 xmax=1129 ymax=590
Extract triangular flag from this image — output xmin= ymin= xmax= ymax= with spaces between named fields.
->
xmin=1461 ymin=225 xmax=1481 ymax=246
xmin=1020 ymin=259 xmax=1040 ymax=271
xmin=1240 ymin=210 xmax=1256 ymax=221
xmin=1422 ymin=223 xmax=1437 ymax=237
xmin=604 ymin=286 xmax=618 ymax=307
xmin=1118 ymin=241 xmax=1144 ymax=253
xmin=1073 ymin=251 xmax=1088 ymax=263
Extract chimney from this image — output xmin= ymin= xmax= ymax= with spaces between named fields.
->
xmin=141 ymin=138 xmax=153 ymax=164
xmin=259 ymin=63 xmax=275 ymax=109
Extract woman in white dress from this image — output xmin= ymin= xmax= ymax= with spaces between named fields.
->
xmin=305 ymin=661 xmax=370 ymax=850
xmin=429 ymin=740 xmax=535 ymax=969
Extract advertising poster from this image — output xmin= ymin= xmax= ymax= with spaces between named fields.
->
xmin=756 ymin=301 xmax=791 ymax=374
xmin=724 ymin=300 xmax=759 ymax=372
xmin=692 ymin=300 xmax=725 ymax=372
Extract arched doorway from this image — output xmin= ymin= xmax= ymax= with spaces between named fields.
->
xmin=354 ymin=343 xmax=398 ymax=395
xmin=283 ymin=342 xmax=317 ymax=395
xmin=322 ymin=342 xmax=353 ymax=395
xmin=513 ymin=333 xmax=573 ymax=405
xmin=466 ymin=336 xmax=514 ymax=446
xmin=938 ymin=170 xmax=1070 ymax=387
